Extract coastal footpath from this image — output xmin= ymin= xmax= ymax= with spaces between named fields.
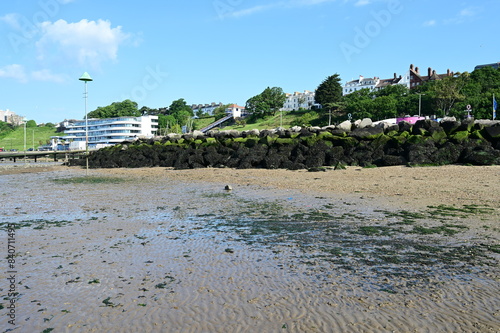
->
xmin=83 ymin=118 xmax=500 ymax=169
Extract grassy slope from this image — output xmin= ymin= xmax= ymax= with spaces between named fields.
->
xmin=0 ymin=126 xmax=59 ymax=151
xmin=194 ymin=110 xmax=328 ymax=132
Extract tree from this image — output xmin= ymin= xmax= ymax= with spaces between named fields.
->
xmin=87 ymin=99 xmax=141 ymax=118
xmin=157 ymin=114 xmax=178 ymax=135
xmin=26 ymin=120 xmax=37 ymax=127
xmin=213 ymin=104 xmax=230 ymax=120
xmin=315 ymin=74 xmax=343 ymax=124
xmin=140 ymin=106 xmax=159 ymax=115
xmin=342 ymin=88 xmax=374 ymax=120
xmin=245 ymin=87 xmax=286 ymax=118
xmin=428 ymin=73 xmax=469 ymax=116
xmin=315 ymin=74 xmax=343 ymax=107
xmin=371 ymin=95 xmax=397 ymax=120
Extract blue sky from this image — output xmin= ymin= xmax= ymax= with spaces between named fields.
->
xmin=0 ymin=0 xmax=498 ymax=124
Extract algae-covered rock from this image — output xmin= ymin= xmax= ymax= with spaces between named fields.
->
xmin=317 ymin=131 xmax=335 ymax=141
xmin=449 ymin=130 xmax=470 ymax=143
xmin=349 ymin=127 xmax=384 ymax=140
xmin=429 ymin=127 xmax=447 ymax=142
xmin=398 ymin=121 xmax=412 ymax=133
xmin=482 ymin=125 xmax=500 ymax=141
xmin=431 ymin=142 xmax=462 ymax=165
xmin=469 ymin=130 xmax=485 ymax=140
xmin=458 ymin=118 xmax=475 ymax=132
xmin=440 ymin=120 xmax=461 ymax=135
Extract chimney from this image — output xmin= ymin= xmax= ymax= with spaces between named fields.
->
xmin=447 ymin=69 xmax=450 ymax=76
xmin=394 ymin=73 xmax=397 ymax=79
xmin=415 ymin=67 xmax=420 ymax=74
xmin=432 ymin=70 xmax=436 ymax=76
xmin=410 ymin=64 xmax=414 ymax=71
xmin=428 ymin=67 xmax=432 ymax=77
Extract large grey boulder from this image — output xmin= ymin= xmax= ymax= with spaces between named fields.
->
xmin=337 ymin=120 xmax=352 ymax=131
xmin=358 ymin=118 xmax=373 ymax=129
xmin=191 ymin=130 xmax=205 ymax=139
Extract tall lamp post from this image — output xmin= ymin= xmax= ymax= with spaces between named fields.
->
xmin=417 ymin=93 xmax=425 ymax=117
xmin=23 ymin=117 xmax=27 ymax=165
xmin=79 ymin=72 xmax=93 ymax=175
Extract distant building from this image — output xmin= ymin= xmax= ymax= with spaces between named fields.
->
xmin=226 ymin=104 xmax=247 ymax=118
xmin=474 ymin=62 xmax=500 ymax=70
xmin=343 ymin=76 xmax=381 ymax=95
xmin=191 ymin=102 xmax=223 ymax=116
xmin=407 ymin=64 xmax=453 ymax=89
xmin=0 ymin=109 xmax=23 ymax=125
xmin=282 ymin=90 xmax=316 ymax=111
xmin=62 ymin=115 xmax=158 ymax=150
xmin=342 ymin=64 xmax=454 ymax=96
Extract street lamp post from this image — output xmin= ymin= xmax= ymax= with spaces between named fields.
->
xmin=418 ymin=93 xmax=425 ymax=117
xmin=23 ymin=117 xmax=27 ymax=165
xmin=79 ymin=72 xmax=93 ymax=175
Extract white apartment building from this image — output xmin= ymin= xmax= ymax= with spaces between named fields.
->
xmin=0 ymin=109 xmax=23 ymax=125
xmin=282 ymin=90 xmax=316 ymax=111
xmin=63 ymin=115 xmax=158 ymax=150
xmin=343 ymin=76 xmax=381 ymax=96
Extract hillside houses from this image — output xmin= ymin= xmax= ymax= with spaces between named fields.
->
xmin=343 ymin=64 xmax=454 ymax=96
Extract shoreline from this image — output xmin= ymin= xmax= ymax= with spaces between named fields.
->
xmin=1 ymin=165 xmax=498 ymax=332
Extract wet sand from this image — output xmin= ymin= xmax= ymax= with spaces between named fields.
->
xmin=1 ymin=165 xmax=499 ymax=332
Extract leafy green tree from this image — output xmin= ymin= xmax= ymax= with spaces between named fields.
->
xmin=167 ymin=98 xmax=194 ymax=126
xmin=245 ymin=87 xmax=286 ymax=118
xmin=315 ymin=74 xmax=343 ymax=124
xmin=375 ymin=84 xmax=409 ymax=98
xmin=140 ymin=106 xmax=160 ymax=115
xmin=168 ymin=98 xmax=193 ymax=115
xmin=342 ymin=88 xmax=374 ymax=120
xmin=213 ymin=104 xmax=230 ymax=120
xmin=315 ymin=74 xmax=342 ymax=106
xmin=428 ymin=73 xmax=469 ymax=116
xmin=26 ymin=120 xmax=37 ymax=127
xmin=157 ymin=114 xmax=178 ymax=135
xmin=87 ymin=99 xmax=141 ymax=118
xmin=371 ymin=95 xmax=397 ymax=120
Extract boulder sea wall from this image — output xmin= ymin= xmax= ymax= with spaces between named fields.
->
xmin=81 ymin=119 xmax=500 ymax=169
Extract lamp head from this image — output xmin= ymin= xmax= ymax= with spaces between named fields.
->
xmin=79 ymin=72 xmax=93 ymax=82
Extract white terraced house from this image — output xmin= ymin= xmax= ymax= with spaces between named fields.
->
xmin=63 ymin=115 xmax=158 ymax=150
xmin=281 ymin=90 xmax=316 ymax=111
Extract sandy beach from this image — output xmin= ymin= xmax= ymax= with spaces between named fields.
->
xmin=1 ymin=164 xmax=499 ymax=332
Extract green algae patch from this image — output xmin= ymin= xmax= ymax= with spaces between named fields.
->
xmin=317 ymin=131 xmax=335 ymax=141
xmin=53 ymin=176 xmax=127 ymax=184
xmin=449 ymin=131 xmax=470 ymax=143
xmin=275 ymin=137 xmax=296 ymax=145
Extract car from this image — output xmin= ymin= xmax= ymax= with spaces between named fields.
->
xmin=28 ymin=148 xmax=34 ymax=151
xmin=10 ymin=149 xmax=18 ymax=152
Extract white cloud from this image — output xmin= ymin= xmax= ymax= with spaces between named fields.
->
xmin=354 ymin=0 xmax=371 ymax=7
xmin=218 ymin=0 xmax=338 ymax=19
xmin=36 ymin=19 xmax=131 ymax=69
xmin=0 ymin=64 xmax=28 ymax=83
xmin=0 ymin=13 xmax=22 ymax=30
xmin=31 ymin=69 xmax=66 ymax=83
xmin=423 ymin=20 xmax=436 ymax=27
xmin=0 ymin=64 xmax=68 ymax=83
xmin=445 ymin=6 xmax=481 ymax=24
